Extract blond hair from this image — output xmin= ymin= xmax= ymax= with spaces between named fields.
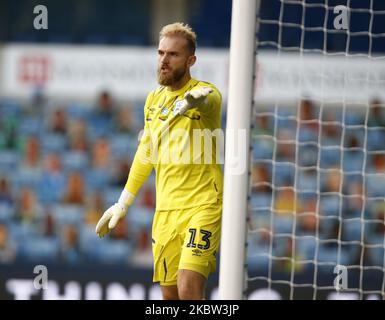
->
xmin=159 ymin=22 xmax=197 ymax=54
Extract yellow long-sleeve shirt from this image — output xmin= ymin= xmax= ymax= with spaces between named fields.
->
xmin=124 ymin=78 xmax=223 ymax=211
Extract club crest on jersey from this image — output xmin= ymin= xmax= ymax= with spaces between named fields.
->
xmin=173 ymin=100 xmax=184 ymax=115
xmin=160 ymin=107 xmax=169 ymax=116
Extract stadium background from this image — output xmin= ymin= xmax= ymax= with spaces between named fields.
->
xmin=0 ymin=0 xmax=384 ymax=299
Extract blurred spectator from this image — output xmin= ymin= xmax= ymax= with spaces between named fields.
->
xmin=68 ymin=120 xmax=89 ymax=152
xmin=94 ymin=90 xmax=116 ymax=120
xmin=39 ymin=154 xmax=66 ymax=204
xmin=42 ymin=210 xmax=56 ymax=237
xmin=91 ymin=138 xmax=111 ymax=169
xmin=322 ymin=111 xmax=340 ymax=142
xmin=344 ymin=181 xmax=365 ymax=218
xmin=322 ymin=221 xmax=340 ymax=248
xmin=49 ymin=108 xmax=68 ymax=135
xmin=0 ymin=223 xmax=16 ymax=264
xmin=373 ymin=153 xmax=385 ymax=172
xmin=274 ymin=186 xmax=301 ymax=216
xmin=132 ymin=228 xmax=153 ymax=267
xmin=251 ymin=164 xmax=272 ymax=194
xmin=252 ymin=114 xmax=273 ymax=137
xmin=116 ymin=106 xmax=137 ymax=135
xmin=366 ymin=154 xmax=385 ymax=197
xmin=110 ymin=218 xmax=130 ymax=241
xmin=85 ymin=192 xmax=105 ymax=226
xmin=62 ymin=172 xmax=86 ymax=205
xmin=276 ymin=130 xmax=295 ymax=161
xmin=15 ymin=188 xmax=44 ymax=226
xmin=140 ymin=185 xmax=156 ymax=209
xmin=0 ymin=177 xmax=13 ymax=206
xmin=110 ymin=158 xmax=131 ymax=187
xmin=298 ymin=99 xmax=319 ymax=133
xmin=323 ymin=168 xmax=342 ymax=193
xmin=276 ymin=237 xmax=305 ymax=273
xmin=368 ymin=98 xmax=385 ymax=127
xmin=0 ymin=116 xmax=21 ymax=151
xmin=60 ymin=224 xmax=82 ymax=264
xmin=21 ymin=136 xmax=42 ymax=171
xmin=298 ymin=199 xmax=318 ymax=234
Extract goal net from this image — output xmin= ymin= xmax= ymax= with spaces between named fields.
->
xmin=220 ymin=0 xmax=385 ymax=300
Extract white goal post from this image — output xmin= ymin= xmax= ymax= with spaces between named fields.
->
xmin=219 ymin=0 xmax=259 ymax=300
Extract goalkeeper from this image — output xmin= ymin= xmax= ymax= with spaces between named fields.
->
xmin=95 ymin=22 xmax=223 ymax=300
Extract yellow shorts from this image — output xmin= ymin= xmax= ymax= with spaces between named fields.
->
xmin=152 ymin=200 xmax=222 ymax=286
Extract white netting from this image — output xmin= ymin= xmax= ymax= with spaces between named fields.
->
xmin=247 ymin=0 xmax=385 ymax=299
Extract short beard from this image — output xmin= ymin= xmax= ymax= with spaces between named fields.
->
xmin=157 ymin=65 xmax=187 ymax=86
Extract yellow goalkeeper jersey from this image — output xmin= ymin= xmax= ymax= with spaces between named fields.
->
xmin=125 ymin=78 xmax=223 ymax=211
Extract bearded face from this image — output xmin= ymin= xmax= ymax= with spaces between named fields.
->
xmin=157 ymin=62 xmax=188 ymax=86
xmin=157 ymin=36 xmax=195 ymax=88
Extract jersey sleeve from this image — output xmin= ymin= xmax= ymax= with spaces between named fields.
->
xmin=123 ymin=92 xmax=154 ymax=196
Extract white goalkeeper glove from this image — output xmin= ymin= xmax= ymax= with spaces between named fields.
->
xmin=95 ymin=189 xmax=135 ymax=238
xmin=176 ymin=86 xmax=213 ymax=115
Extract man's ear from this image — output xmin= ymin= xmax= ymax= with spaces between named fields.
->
xmin=187 ymin=55 xmax=197 ymax=68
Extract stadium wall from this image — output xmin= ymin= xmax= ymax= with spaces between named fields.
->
xmin=1 ymin=45 xmax=385 ymax=104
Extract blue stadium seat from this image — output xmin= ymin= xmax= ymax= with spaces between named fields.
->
xmin=0 ymin=100 xmax=22 ymax=117
xmin=38 ymin=171 xmax=66 ymax=205
xmin=320 ymin=147 xmax=341 ymax=167
xmin=247 ymin=234 xmax=270 ymax=270
xmin=342 ymin=219 xmax=362 ymax=242
xmin=19 ymin=117 xmax=42 ymax=136
xmin=103 ymin=187 xmax=123 ymax=207
xmin=342 ymin=151 xmax=364 ymax=172
xmin=41 ymin=134 xmax=67 ymax=153
xmin=0 ymin=204 xmax=15 ymax=222
xmin=343 ymin=112 xmax=364 ymax=126
xmin=86 ymin=169 xmax=111 ymax=191
xmin=273 ymin=162 xmax=295 ymax=186
xmin=0 ymin=151 xmax=20 ymax=172
xmin=296 ymin=236 xmax=317 ymax=260
xmin=111 ymin=135 xmax=138 ymax=158
xmin=66 ymin=104 xmax=91 ymax=120
xmin=90 ymin=240 xmax=133 ymax=264
xmin=8 ymin=223 xmax=38 ymax=243
xmin=366 ymin=173 xmax=385 ymax=197
xmin=319 ymin=195 xmax=341 ymax=217
xmin=79 ymin=224 xmax=98 ymax=253
xmin=369 ymin=246 xmax=385 ymax=267
xmin=250 ymin=193 xmax=272 ymax=209
xmin=17 ymin=236 xmax=60 ymax=262
xmin=367 ymin=130 xmax=385 ymax=151
xmin=298 ymin=128 xmax=318 ymax=143
xmin=252 ymin=139 xmax=274 ymax=160
xmin=52 ymin=205 xmax=84 ymax=226
xmin=62 ymin=151 xmax=89 ymax=172
xmin=296 ymin=171 xmax=317 ymax=193
xmin=13 ymin=169 xmax=41 ymax=189
xmin=126 ymin=206 xmax=154 ymax=232
xmin=88 ymin=117 xmax=113 ymax=140
xmin=317 ymin=246 xmax=351 ymax=267
xmin=273 ymin=216 xmax=294 ymax=234
xmin=298 ymin=145 xmax=318 ymax=167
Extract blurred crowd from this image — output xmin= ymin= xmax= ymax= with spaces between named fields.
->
xmin=0 ymin=91 xmax=154 ymax=267
xmin=249 ymin=98 xmax=385 ymax=273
